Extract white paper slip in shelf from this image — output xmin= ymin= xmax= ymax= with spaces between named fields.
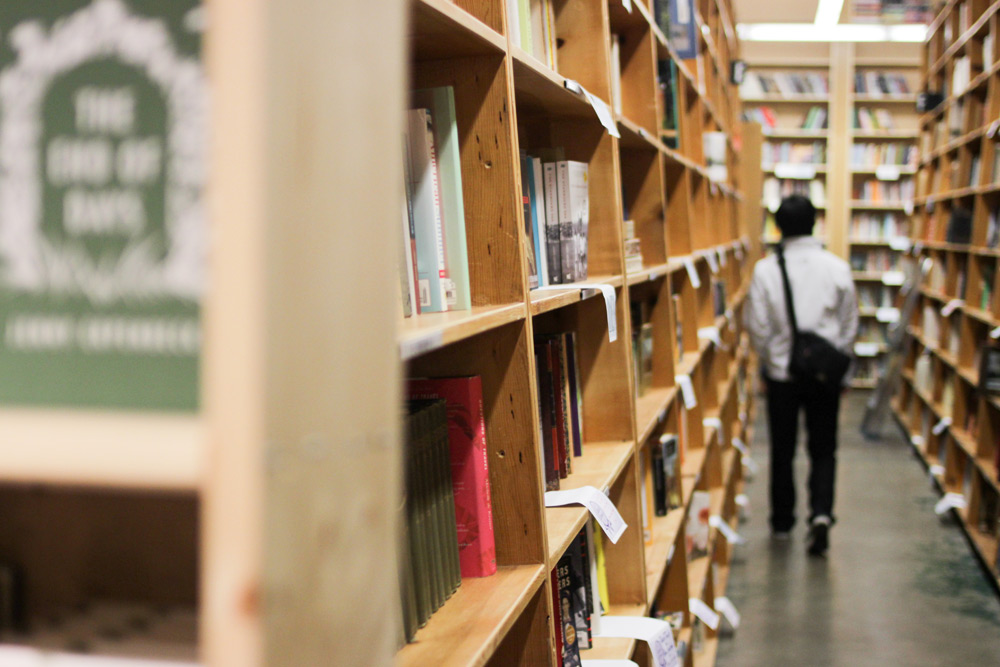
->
xmin=717 ymin=247 xmax=727 ymax=267
xmin=703 ymin=417 xmax=722 ymax=433
xmin=934 ymin=492 xmax=966 ymax=515
xmin=743 ymin=455 xmax=760 ymax=475
xmin=990 ymin=326 xmax=1000 ymax=339
xmin=621 ymin=0 xmax=633 ymax=11
xmin=704 ymin=250 xmax=719 ymax=274
xmin=688 ymin=598 xmax=720 ymax=631
xmin=876 ymin=307 xmax=900 ymax=323
xmin=399 ymin=331 xmax=443 ymax=361
xmin=714 ymin=596 xmax=742 ymax=629
xmin=697 ymin=326 xmax=724 ymax=349
xmin=940 ymin=299 xmax=964 ymax=317
xmin=545 ymin=485 xmax=627 ymax=543
xmin=675 ymin=374 xmax=697 ymax=409
xmin=731 ymin=437 xmax=747 ymax=455
xmin=594 ymin=617 xmax=677 ymax=667
xmin=929 ymin=464 xmax=946 ymax=477
xmin=854 ymin=342 xmax=881 ymax=357
xmin=709 ymin=515 xmax=746 ymax=545
xmin=564 ymin=78 xmax=585 ymax=95
xmin=774 ymin=163 xmax=816 ymax=180
xmin=683 ymin=257 xmax=701 ymax=288
xmin=888 ymin=237 xmax=911 ymax=252
xmin=932 ymin=417 xmax=952 ymax=436
xmin=585 ymin=90 xmax=621 ymax=138
xmin=910 ymin=435 xmax=925 ymax=447
xmin=735 ymin=493 xmax=749 ymax=508
xmin=535 ymin=284 xmax=617 ymax=342
xmin=881 ymin=271 xmax=905 ymax=286
xmin=875 ymin=165 xmax=901 ymax=181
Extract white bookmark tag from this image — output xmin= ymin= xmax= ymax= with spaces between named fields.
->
xmin=854 ymin=342 xmax=880 ymax=357
xmin=735 ymin=493 xmax=749 ymax=508
xmin=875 ymin=165 xmax=901 ymax=181
xmin=675 ymin=374 xmax=697 ymax=408
xmin=704 ymin=251 xmax=719 ymax=274
xmin=535 ymin=284 xmax=617 ymax=342
xmin=698 ymin=326 xmax=724 ymax=349
xmin=932 ymin=417 xmax=951 ymax=436
xmin=881 ymin=271 xmax=905 ymax=286
xmin=688 ymin=598 xmax=720 ymax=631
xmin=876 ymin=307 xmax=900 ymax=323
xmin=545 ymin=485 xmax=628 ymax=543
xmin=622 ymin=0 xmax=633 ymax=11
xmin=399 ymin=331 xmax=443 ymax=361
xmin=593 ymin=617 xmax=677 ymax=667
xmin=743 ymin=455 xmax=760 ymax=475
xmin=934 ymin=492 xmax=966 ymax=515
xmin=941 ymin=299 xmax=963 ymax=317
xmin=709 ymin=515 xmax=746 ymax=545
xmin=929 ymin=464 xmax=945 ymax=476
xmin=718 ymin=247 xmax=727 ymax=267
xmin=731 ymin=437 xmax=748 ymax=455
xmin=585 ymin=90 xmax=621 ymax=138
xmin=910 ymin=435 xmax=925 ymax=447
xmin=564 ymin=78 xmax=585 ymax=95
xmin=714 ymin=597 xmax=742 ymax=629
xmin=683 ymin=257 xmax=701 ymax=288
xmin=888 ymin=237 xmax=911 ymax=252
xmin=990 ymin=326 xmax=1000 ymax=339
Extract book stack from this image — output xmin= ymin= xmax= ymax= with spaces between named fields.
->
xmin=550 ymin=521 xmax=608 ymax=666
xmin=851 ymin=212 xmax=908 ymax=240
xmin=850 ymin=142 xmax=916 ymax=168
xmin=521 ymin=151 xmax=590 ymax=288
xmin=534 ymin=333 xmax=585 ymax=491
xmin=624 ymin=219 xmax=644 ymax=274
xmin=402 ymin=87 xmax=471 ymax=317
xmin=505 ymin=0 xmax=558 ymax=69
xmin=401 ymin=376 xmax=497 ymax=642
xmin=800 ymin=106 xmax=828 ymax=130
xmin=854 ymin=71 xmax=911 ymax=95
xmin=850 ymin=248 xmax=900 ymax=272
xmin=853 ymin=107 xmax=896 ymax=131
xmin=739 ymin=71 xmax=829 ymax=97
xmin=763 ymin=141 xmax=826 ymax=167
xmin=744 ymin=107 xmax=777 ymax=131
xmin=857 ymin=284 xmax=895 ymax=308
xmin=854 ymin=178 xmax=915 ymax=203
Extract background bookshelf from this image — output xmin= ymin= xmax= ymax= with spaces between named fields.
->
xmin=893 ymin=0 xmax=1000 ymax=593
xmin=740 ymin=41 xmax=921 ymax=389
xmin=395 ymin=0 xmax=760 ymax=665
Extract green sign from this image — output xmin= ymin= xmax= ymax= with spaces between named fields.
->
xmin=0 ymin=0 xmax=205 ymax=410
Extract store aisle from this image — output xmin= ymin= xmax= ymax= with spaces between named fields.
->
xmin=716 ymin=392 xmax=1000 ymax=666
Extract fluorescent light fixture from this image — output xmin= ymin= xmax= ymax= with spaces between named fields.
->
xmin=814 ymin=0 xmax=845 ymax=25
xmin=736 ymin=22 xmax=927 ymax=42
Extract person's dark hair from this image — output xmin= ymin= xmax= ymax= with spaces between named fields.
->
xmin=774 ymin=194 xmax=816 ymax=238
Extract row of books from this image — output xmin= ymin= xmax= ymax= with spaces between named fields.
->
xmin=850 ymin=212 xmax=909 ymax=241
xmin=739 ymin=72 xmax=829 ymax=98
xmin=743 ymin=107 xmax=776 ymax=130
xmin=639 ymin=434 xmax=683 ymax=540
xmin=762 ymin=141 xmax=826 ymax=166
xmin=763 ymin=177 xmax=826 ymax=210
xmin=854 ymin=178 xmax=915 ymax=203
xmin=858 ymin=284 xmax=896 ymax=308
xmin=551 ymin=520 xmax=609 ymax=666
xmin=535 ymin=332 xmax=584 ymax=492
xmin=521 ymin=151 xmax=590 ymax=288
xmin=401 ymin=87 xmax=471 ymax=316
xmin=623 ymin=219 xmax=644 ymax=274
xmin=850 ymin=143 xmax=916 ymax=168
xmin=658 ymin=59 xmax=682 ymax=146
xmin=853 ymin=0 xmax=932 ymax=24
xmin=853 ymin=107 xmax=897 ymax=131
xmin=505 ymin=0 xmax=558 ymax=70
xmin=652 ymin=0 xmax=699 ymax=60
xmin=400 ymin=377 xmax=497 ymax=643
xmin=800 ymin=106 xmax=829 ymax=130
xmin=854 ymin=71 xmax=911 ymax=95
xmin=850 ymin=248 xmax=900 ymax=273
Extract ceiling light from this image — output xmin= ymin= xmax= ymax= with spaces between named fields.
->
xmin=736 ymin=22 xmax=927 ymax=42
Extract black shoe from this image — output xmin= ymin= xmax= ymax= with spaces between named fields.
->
xmin=807 ymin=521 xmax=829 ymax=557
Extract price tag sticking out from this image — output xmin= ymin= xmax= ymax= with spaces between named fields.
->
xmin=854 ymin=342 xmax=881 ymax=357
xmin=932 ymin=417 xmax=952 ymax=436
xmin=714 ymin=597 xmax=742 ymax=629
xmin=585 ymin=90 xmax=621 ymax=138
xmin=704 ymin=250 xmax=719 ymax=274
xmin=911 ymin=435 xmax=926 ymax=447
xmin=934 ymin=492 xmax=967 ymax=516
xmin=399 ymin=331 xmax=443 ymax=361
xmin=929 ymin=464 xmax=946 ymax=477
xmin=683 ymin=257 xmax=702 ymax=288
xmin=941 ymin=299 xmax=964 ymax=317
xmin=709 ymin=515 xmax=747 ymax=545
xmin=904 ymin=201 xmax=915 ymax=216
xmin=675 ymin=374 xmax=697 ymax=409
xmin=876 ymin=307 xmax=900 ymax=323
xmin=717 ymin=247 xmax=727 ymax=267
xmin=698 ymin=326 xmax=723 ymax=349
xmin=774 ymin=163 xmax=816 ymax=180
xmin=649 ymin=270 xmax=660 ymax=282
xmin=990 ymin=119 xmax=1000 ymax=138
xmin=564 ymin=78 xmax=584 ymax=95
xmin=732 ymin=437 xmax=748 ymax=455
xmin=688 ymin=599 xmax=721 ymax=631
xmin=545 ymin=486 xmax=628 ymax=543
xmin=991 ymin=326 xmax=1000 ymax=340
xmin=881 ymin=271 xmax=905 ymax=286
xmin=622 ymin=0 xmax=633 ymax=12
xmin=888 ymin=236 xmax=911 ymax=252
xmin=875 ymin=165 xmax=902 ymax=181
xmin=534 ymin=284 xmax=618 ymax=342
xmin=735 ymin=245 xmax=745 ymax=261
xmin=593 ymin=617 xmax=677 ymax=667
xmin=743 ymin=455 xmax=760 ymax=475
xmin=735 ymin=493 xmax=749 ymax=508
xmin=703 ymin=417 xmax=723 ymax=431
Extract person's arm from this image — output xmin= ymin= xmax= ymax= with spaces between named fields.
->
xmin=839 ymin=276 xmax=859 ymax=351
xmin=744 ymin=264 xmax=773 ymax=363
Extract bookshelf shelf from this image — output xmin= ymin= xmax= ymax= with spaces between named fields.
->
xmin=762 ymin=130 xmax=829 ymax=139
xmin=398 ymin=304 xmax=527 ymax=359
xmin=396 ymin=564 xmax=547 ymax=667
xmin=851 ymin=94 xmax=918 ymax=103
xmin=511 ymin=48 xmax=600 ymax=118
xmin=635 ymin=385 xmax=681 ymax=445
xmin=411 ymin=0 xmax=507 ymax=60
xmin=853 ymin=130 xmax=921 ymax=139
xmin=529 ymin=275 xmax=624 ymax=316
xmin=850 ymin=200 xmax=911 ymax=210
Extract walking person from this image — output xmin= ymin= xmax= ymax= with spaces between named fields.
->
xmin=744 ymin=194 xmax=859 ymax=556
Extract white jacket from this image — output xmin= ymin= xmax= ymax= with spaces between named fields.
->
xmin=744 ymin=236 xmax=859 ymax=382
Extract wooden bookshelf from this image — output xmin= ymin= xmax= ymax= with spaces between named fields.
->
xmin=740 ymin=41 xmax=921 ymax=389
xmin=894 ymin=0 xmax=1000 ymax=594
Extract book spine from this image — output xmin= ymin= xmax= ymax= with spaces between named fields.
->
xmin=544 ymin=162 xmax=563 ymax=284
xmin=531 ymin=156 xmax=549 ymax=287
xmin=406 ymin=110 xmax=447 ymax=312
xmin=521 ymin=151 xmax=539 ymax=289
xmin=651 ymin=443 xmax=668 ymax=516
xmin=424 ymin=114 xmax=453 ymax=310
xmin=547 ymin=338 xmax=569 ymax=479
xmin=536 ymin=342 xmax=560 ymax=491
xmin=570 ymin=161 xmax=589 ymax=281
xmin=556 ymin=553 xmax=582 ymax=666
xmin=405 ymin=407 xmax=430 ymax=626
xmin=557 ymin=161 xmax=575 ymax=283
xmin=563 ymin=332 xmax=583 ymax=457
xmin=568 ymin=531 xmax=592 ymax=650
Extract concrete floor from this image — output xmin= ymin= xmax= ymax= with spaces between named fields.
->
xmin=717 ymin=392 xmax=1000 ymax=666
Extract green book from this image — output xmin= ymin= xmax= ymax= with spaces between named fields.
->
xmin=412 ymin=87 xmax=471 ymax=311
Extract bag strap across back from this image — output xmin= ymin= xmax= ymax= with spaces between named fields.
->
xmin=776 ymin=243 xmax=799 ymax=340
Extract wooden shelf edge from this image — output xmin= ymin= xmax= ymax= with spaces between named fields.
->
xmin=530 ymin=275 xmax=624 ymax=317
xmin=399 ymin=303 xmax=527 ymax=360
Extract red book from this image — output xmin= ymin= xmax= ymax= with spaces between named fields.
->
xmin=545 ymin=337 xmax=569 ymax=479
xmin=408 ymin=376 xmax=497 ymax=577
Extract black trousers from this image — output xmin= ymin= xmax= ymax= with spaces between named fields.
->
xmin=765 ymin=377 xmax=841 ymax=532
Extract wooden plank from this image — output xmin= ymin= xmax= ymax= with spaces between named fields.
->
xmin=411 ymin=0 xmax=507 ymax=60
xmin=398 ymin=304 xmax=527 ymax=359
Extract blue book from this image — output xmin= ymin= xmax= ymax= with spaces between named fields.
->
xmin=669 ymin=0 xmax=697 ymax=60
xmin=527 ymin=156 xmax=548 ymax=287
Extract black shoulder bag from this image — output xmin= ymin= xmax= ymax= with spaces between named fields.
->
xmin=776 ymin=243 xmax=852 ymax=388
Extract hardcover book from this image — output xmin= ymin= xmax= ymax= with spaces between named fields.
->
xmin=555 ymin=160 xmax=590 ymax=283
xmin=407 ymin=376 xmax=498 ymax=577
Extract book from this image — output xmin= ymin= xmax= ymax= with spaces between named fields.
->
xmin=544 ymin=162 xmax=563 ymax=284
xmin=399 ymin=139 xmax=420 ymax=317
xmin=686 ymin=490 xmax=711 ymax=559
xmin=405 ymin=109 xmax=451 ymax=313
xmin=407 ymin=377 xmax=498 ymax=578
xmin=637 ymin=323 xmax=654 ymax=396
xmin=412 ymin=88 xmax=471 ymax=310
xmin=667 ymin=0 xmax=698 ymax=59
xmin=535 ymin=340 xmax=561 ymax=490
xmin=979 ymin=345 xmax=1000 ymax=394
xmin=545 ymin=335 xmax=573 ymax=477
xmin=651 ymin=441 xmax=668 ymax=517
xmin=550 ymin=567 xmax=564 ymax=666
xmin=563 ymin=332 xmax=584 ymax=458
xmin=529 ymin=156 xmax=549 ymax=287
xmin=662 ymin=434 xmax=681 ymax=510
xmin=555 ymin=552 xmax=582 ymax=666
xmin=520 ymin=151 xmax=539 ymax=289
xmin=567 ymin=530 xmax=592 ymax=650
xmin=555 ymin=160 xmax=590 ymax=283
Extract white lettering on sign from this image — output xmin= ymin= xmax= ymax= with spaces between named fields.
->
xmin=74 ymin=86 xmax=135 ymax=135
xmin=63 ymin=188 xmax=146 ymax=236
